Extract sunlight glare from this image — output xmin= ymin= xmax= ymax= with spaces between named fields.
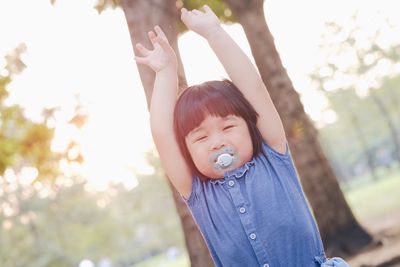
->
xmin=2 ymin=0 xmax=400 ymax=192
xmin=19 ymin=167 xmax=38 ymax=186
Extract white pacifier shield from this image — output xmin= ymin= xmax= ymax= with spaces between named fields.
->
xmin=216 ymin=153 xmax=233 ymax=168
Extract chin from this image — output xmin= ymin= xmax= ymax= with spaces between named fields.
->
xmin=203 ymin=169 xmax=224 ymax=179
xmin=212 ymin=165 xmax=238 ymax=179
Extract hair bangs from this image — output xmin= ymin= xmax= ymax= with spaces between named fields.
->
xmin=175 ymin=83 xmax=242 ymax=138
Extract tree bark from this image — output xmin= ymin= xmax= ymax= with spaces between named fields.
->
xmin=223 ymin=0 xmax=373 ymax=256
xmin=120 ymin=0 xmax=214 ymax=266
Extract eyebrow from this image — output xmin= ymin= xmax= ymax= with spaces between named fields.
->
xmin=190 ymin=126 xmax=204 ymax=135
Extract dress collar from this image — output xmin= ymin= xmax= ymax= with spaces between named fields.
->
xmin=209 ymin=158 xmax=255 ymax=184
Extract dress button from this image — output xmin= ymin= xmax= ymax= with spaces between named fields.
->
xmin=263 ymin=264 xmax=270 ymax=267
xmin=249 ymin=233 xmax=256 ymax=240
xmin=228 ymin=180 xmax=235 ymax=187
xmin=239 ymin=207 xmax=246 ymax=213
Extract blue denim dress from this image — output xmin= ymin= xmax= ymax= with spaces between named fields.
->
xmin=185 ymin=142 xmax=349 ymax=267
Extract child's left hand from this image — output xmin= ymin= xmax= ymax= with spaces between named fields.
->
xmin=181 ymin=5 xmax=221 ymax=39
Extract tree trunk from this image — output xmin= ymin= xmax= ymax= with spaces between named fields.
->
xmin=120 ymin=1 xmax=214 ymax=266
xmin=223 ymin=0 xmax=373 ymax=256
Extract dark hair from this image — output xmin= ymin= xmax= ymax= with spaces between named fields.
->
xmin=173 ymin=80 xmax=263 ymax=177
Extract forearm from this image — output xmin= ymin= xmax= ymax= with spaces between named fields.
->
xmin=207 ymin=26 xmax=286 ymax=147
xmin=206 ymin=27 xmax=265 ymax=94
xmin=150 ymin=65 xmax=178 ymax=139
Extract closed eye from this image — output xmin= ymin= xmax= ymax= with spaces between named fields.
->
xmin=223 ymin=125 xmax=235 ymax=130
xmin=195 ymin=135 xmax=207 ymax=142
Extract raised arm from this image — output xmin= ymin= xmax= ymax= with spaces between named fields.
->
xmin=181 ymin=6 xmax=287 ymax=153
xmin=135 ymin=26 xmax=192 ymax=198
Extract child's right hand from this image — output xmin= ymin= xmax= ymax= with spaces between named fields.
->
xmin=181 ymin=5 xmax=221 ymax=39
xmin=135 ymin=26 xmax=177 ymax=73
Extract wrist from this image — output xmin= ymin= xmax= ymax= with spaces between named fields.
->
xmin=156 ymin=62 xmax=177 ymax=75
xmin=156 ymin=59 xmax=178 ymax=73
xmin=203 ymin=25 xmax=224 ymax=41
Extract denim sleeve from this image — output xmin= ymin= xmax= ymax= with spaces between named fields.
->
xmin=261 ymin=141 xmax=292 ymax=165
xmin=182 ymin=175 xmax=201 ymax=206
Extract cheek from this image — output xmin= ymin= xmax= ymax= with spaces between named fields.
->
xmin=187 ymin=144 xmax=213 ymax=174
xmin=186 ymin=142 xmax=203 ymax=164
xmin=190 ymin=146 xmax=206 ymax=165
xmin=237 ymin=129 xmax=254 ymax=157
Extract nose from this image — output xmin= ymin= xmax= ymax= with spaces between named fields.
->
xmin=209 ymin=133 xmax=225 ymax=151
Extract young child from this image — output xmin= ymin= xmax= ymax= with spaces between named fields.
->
xmin=135 ymin=5 xmax=349 ymax=267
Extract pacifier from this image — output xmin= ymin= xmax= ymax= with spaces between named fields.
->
xmin=210 ymin=147 xmax=237 ymax=170
xmin=216 ymin=153 xmax=234 ymax=168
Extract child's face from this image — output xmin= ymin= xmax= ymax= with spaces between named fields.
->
xmin=185 ymin=114 xmax=254 ymax=179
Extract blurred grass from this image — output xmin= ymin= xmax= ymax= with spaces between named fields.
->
xmin=344 ymin=166 xmax=400 ymax=220
xmin=131 ymin=252 xmax=189 ymax=267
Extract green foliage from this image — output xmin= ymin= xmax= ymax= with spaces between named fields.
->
xmin=93 ymin=0 xmax=235 ymax=32
xmin=0 ymin=58 xmax=57 ymax=179
xmin=93 ymin=0 xmax=119 ymax=13
xmin=182 ymin=0 xmax=231 ymax=21
xmin=0 ymin=75 xmax=11 ymax=101
xmin=311 ymin=17 xmax=400 ymax=181
xmin=178 ymin=0 xmax=233 ymax=33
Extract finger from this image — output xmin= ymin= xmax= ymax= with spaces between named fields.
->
xmin=135 ymin=43 xmax=150 ymax=56
xmin=203 ymin=5 xmax=212 ymax=13
xmin=157 ymin=36 xmax=173 ymax=52
xmin=148 ymin=32 xmax=163 ymax=50
xmin=154 ymin=25 xmax=168 ymax=42
xmin=148 ymin=31 xmax=157 ymax=45
xmin=134 ymin=56 xmax=148 ymax=65
xmin=180 ymin=8 xmax=189 ymax=24
xmin=192 ymin=9 xmax=203 ymax=15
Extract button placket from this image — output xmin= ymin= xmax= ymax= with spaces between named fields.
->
xmin=225 ymin=176 xmax=270 ymax=266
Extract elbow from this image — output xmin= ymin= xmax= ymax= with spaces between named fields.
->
xmin=150 ymin=119 xmax=163 ymax=140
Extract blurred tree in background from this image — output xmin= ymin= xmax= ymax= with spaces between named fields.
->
xmin=0 ymin=46 xmax=186 ymax=266
xmin=311 ymin=15 xmax=400 ymax=186
xmin=2 ymin=1 xmax=400 ymax=266
xmin=0 ymin=43 xmax=57 ymax=179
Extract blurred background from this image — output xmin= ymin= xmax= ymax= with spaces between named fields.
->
xmin=1 ymin=0 xmax=399 ymax=266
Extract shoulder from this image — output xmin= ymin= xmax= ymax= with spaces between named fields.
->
xmin=182 ymin=175 xmax=202 ymax=205
xmin=259 ymin=141 xmax=292 ymax=164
